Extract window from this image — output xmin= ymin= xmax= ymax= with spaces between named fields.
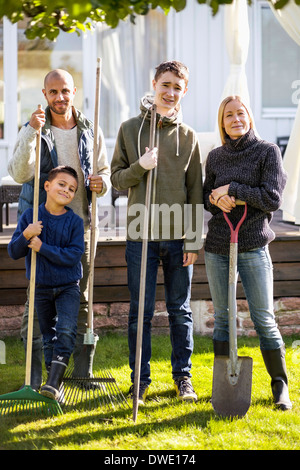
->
xmin=17 ymin=21 xmax=83 ymax=128
xmin=261 ymin=3 xmax=300 ymax=117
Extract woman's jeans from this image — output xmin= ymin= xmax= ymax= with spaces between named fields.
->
xmin=35 ymin=282 xmax=81 ymax=369
xmin=126 ymin=240 xmax=194 ymax=385
xmin=205 ymin=246 xmax=283 ymax=351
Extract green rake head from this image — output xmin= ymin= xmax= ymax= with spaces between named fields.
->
xmin=0 ymin=385 xmax=63 ymax=417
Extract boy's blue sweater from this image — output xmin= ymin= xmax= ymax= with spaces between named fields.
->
xmin=8 ymin=203 xmax=84 ymax=287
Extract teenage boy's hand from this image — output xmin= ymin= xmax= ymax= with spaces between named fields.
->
xmin=183 ymin=252 xmax=198 ymax=267
xmin=139 ymin=147 xmax=158 ymax=170
xmin=28 ymin=236 xmax=42 ymax=253
xmin=23 ymin=221 xmax=43 ymax=241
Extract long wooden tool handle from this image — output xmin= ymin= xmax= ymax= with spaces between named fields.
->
xmin=25 ymin=105 xmax=42 ymax=386
xmin=86 ymin=58 xmax=102 ymax=340
xmin=133 ymin=104 xmax=157 ymax=423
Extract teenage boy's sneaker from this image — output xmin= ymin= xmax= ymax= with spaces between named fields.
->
xmin=128 ymin=382 xmax=149 ymax=405
xmin=174 ymin=377 xmax=198 ymax=402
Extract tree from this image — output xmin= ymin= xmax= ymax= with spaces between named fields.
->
xmin=0 ymin=0 xmax=297 ymax=41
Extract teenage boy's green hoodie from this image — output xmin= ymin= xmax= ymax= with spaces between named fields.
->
xmin=111 ymin=95 xmax=203 ymax=253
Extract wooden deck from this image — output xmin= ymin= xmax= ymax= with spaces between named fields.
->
xmin=0 ymin=206 xmax=299 ymax=306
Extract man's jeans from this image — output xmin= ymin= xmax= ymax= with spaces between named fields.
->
xmin=35 ymin=282 xmax=81 ymax=368
xmin=204 ymin=246 xmax=283 ymax=350
xmin=126 ymin=240 xmax=194 ymax=385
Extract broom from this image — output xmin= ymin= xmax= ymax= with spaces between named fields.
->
xmin=59 ymin=59 xmax=129 ymax=411
xmin=0 ymin=106 xmax=63 ymax=417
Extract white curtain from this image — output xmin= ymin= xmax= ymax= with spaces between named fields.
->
xmin=270 ymin=1 xmax=300 ymax=224
xmin=97 ymin=11 xmax=167 ymax=139
xmin=221 ymin=0 xmax=250 ymax=104
xmin=214 ymin=0 xmax=251 ymax=145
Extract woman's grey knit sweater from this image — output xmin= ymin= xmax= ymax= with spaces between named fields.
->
xmin=203 ymin=129 xmax=287 ymax=255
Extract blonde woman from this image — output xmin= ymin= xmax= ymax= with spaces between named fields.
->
xmin=203 ymin=95 xmax=292 ymax=410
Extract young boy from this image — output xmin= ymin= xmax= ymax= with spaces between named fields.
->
xmin=111 ymin=61 xmax=203 ymax=403
xmin=8 ymin=166 xmax=84 ymax=400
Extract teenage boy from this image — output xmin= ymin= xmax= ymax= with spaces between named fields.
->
xmin=8 ymin=166 xmax=85 ymax=400
xmin=111 ymin=61 xmax=203 ymax=403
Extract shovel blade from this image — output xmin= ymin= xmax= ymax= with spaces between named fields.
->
xmin=212 ymin=355 xmax=253 ymax=418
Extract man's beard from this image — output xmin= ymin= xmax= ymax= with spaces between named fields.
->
xmin=48 ymin=102 xmax=71 ymax=115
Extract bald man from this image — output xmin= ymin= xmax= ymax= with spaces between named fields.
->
xmin=8 ymin=69 xmax=110 ymax=391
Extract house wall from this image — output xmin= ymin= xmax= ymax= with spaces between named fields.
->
xmin=166 ymin=0 xmax=296 ymax=143
xmin=1 ymin=237 xmax=300 ymax=338
xmin=0 ymin=1 xmax=296 ymax=181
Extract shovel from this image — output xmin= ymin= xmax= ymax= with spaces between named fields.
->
xmin=211 ymin=201 xmax=253 ymax=418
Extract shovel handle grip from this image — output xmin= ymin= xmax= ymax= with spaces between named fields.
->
xmin=223 ymin=201 xmax=247 ymax=243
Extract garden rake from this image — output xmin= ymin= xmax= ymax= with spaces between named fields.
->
xmin=0 ymin=106 xmax=62 ymax=417
xmin=59 ymin=59 xmax=128 ymax=411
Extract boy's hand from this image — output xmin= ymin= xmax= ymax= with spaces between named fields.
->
xmin=183 ymin=252 xmax=198 ymax=267
xmin=29 ymin=107 xmax=45 ymax=131
xmin=139 ymin=147 xmax=158 ymax=170
xmin=28 ymin=236 xmax=42 ymax=253
xmin=23 ymin=221 xmax=43 ymax=241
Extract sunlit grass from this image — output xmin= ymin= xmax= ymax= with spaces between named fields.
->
xmin=0 ymin=334 xmax=299 ymax=450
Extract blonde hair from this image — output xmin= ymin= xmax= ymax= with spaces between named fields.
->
xmin=218 ymin=95 xmax=255 ymax=145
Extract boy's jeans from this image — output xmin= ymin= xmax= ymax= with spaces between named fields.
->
xmin=35 ymin=282 xmax=81 ymax=368
xmin=204 ymin=246 xmax=283 ymax=350
xmin=126 ymin=240 xmax=194 ymax=385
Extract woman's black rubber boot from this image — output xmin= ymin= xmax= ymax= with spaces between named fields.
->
xmin=261 ymin=346 xmax=292 ymax=411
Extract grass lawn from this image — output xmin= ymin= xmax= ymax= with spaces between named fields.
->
xmin=0 ymin=333 xmax=299 ymax=451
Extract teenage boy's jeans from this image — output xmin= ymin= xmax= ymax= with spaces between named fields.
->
xmin=126 ymin=240 xmax=194 ymax=386
xmin=204 ymin=246 xmax=284 ymax=350
xmin=35 ymin=282 xmax=81 ymax=368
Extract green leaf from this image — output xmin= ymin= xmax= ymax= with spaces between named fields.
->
xmin=209 ymin=0 xmax=220 ymax=15
xmin=272 ymin=0 xmax=289 ymax=8
xmin=0 ymin=0 xmax=293 ymax=41
xmin=172 ymin=0 xmax=186 ymax=12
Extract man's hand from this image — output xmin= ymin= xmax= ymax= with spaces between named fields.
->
xmin=89 ymin=175 xmax=104 ymax=194
xmin=29 ymin=107 xmax=46 ymax=131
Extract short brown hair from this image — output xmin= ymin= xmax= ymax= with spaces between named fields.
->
xmin=47 ymin=166 xmax=78 ymax=187
xmin=154 ymin=61 xmax=189 ymax=86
